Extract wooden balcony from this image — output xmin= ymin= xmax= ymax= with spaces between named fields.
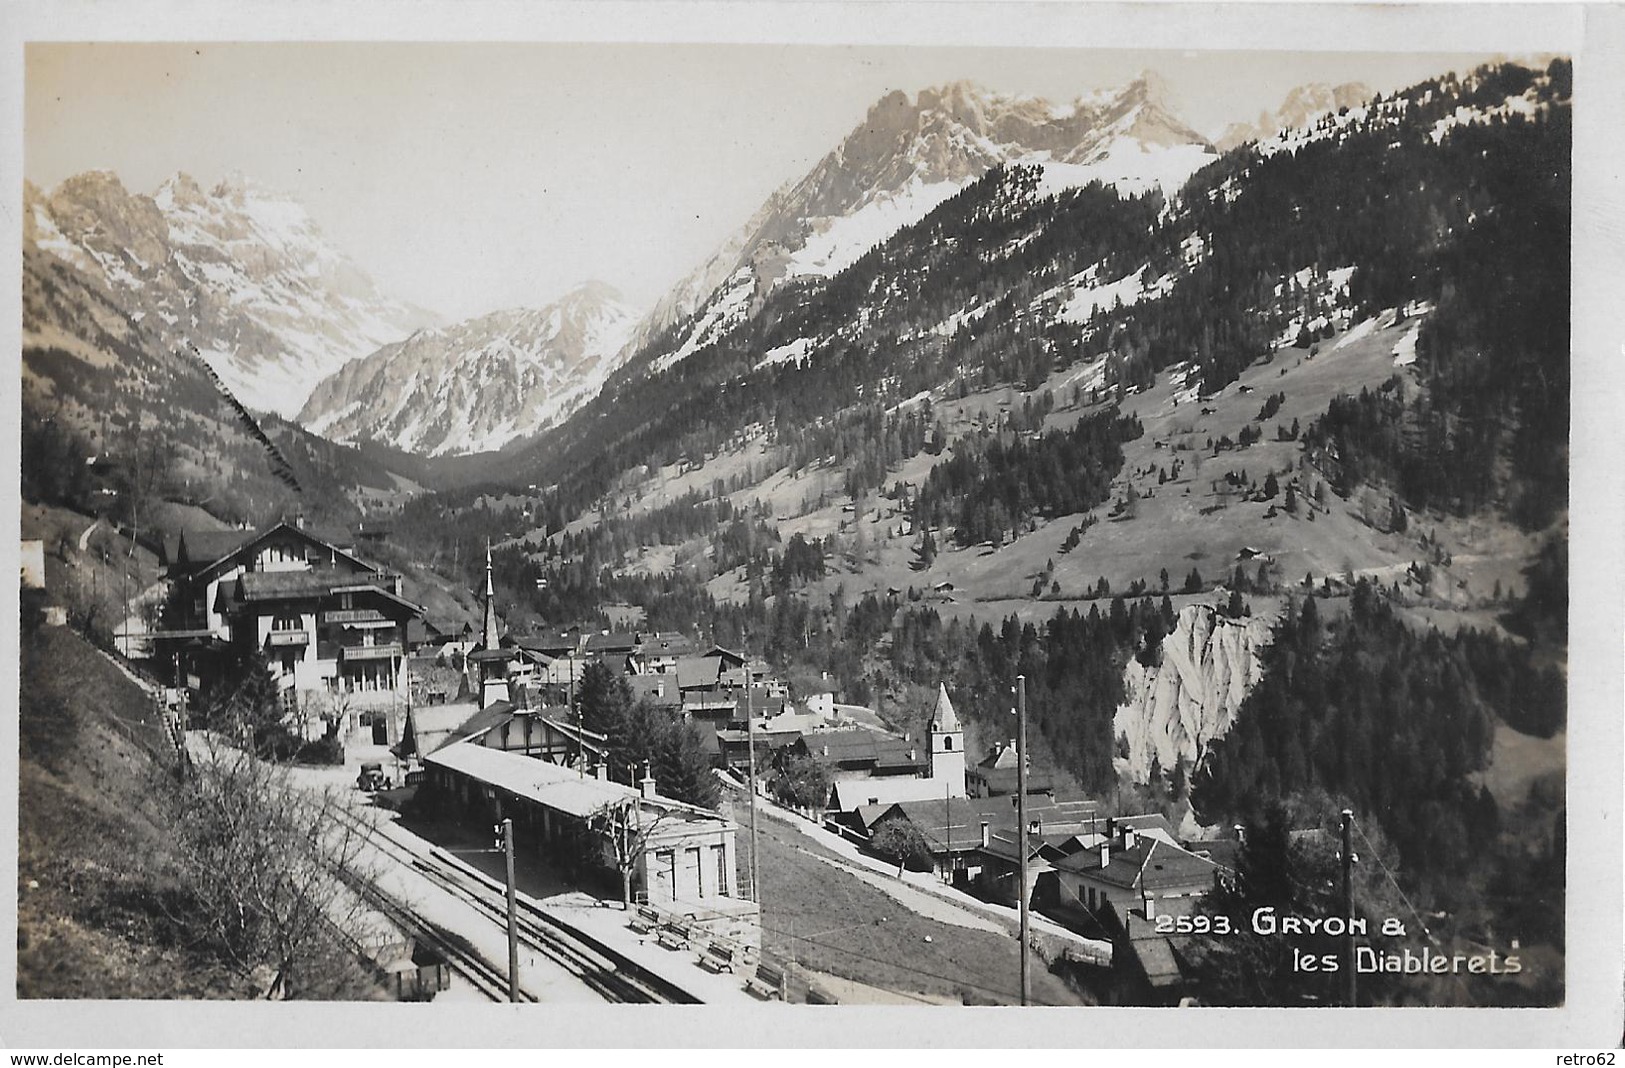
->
xmin=266 ymin=631 xmax=309 ymax=647
xmin=323 ymin=608 xmax=387 ymax=624
xmin=342 ymin=643 xmax=403 ymax=662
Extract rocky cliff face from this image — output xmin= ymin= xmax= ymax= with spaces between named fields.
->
xmin=25 ymin=171 xmax=433 ymax=417
xmin=1114 ymin=604 xmax=1276 ymax=783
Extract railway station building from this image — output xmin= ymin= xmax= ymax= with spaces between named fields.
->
xmin=423 ymin=741 xmax=753 ymax=919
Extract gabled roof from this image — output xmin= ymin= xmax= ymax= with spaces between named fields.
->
xmin=980 ymin=828 xmax=1070 ymax=865
xmin=967 ymin=793 xmax=1103 ymax=832
xmin=858 ymin=796 xmax=986 ymax=851
xmin=184 ymin=521 xmax=380 ymax=582
xmin=969 ymin=741 xmax=1057 ymax=795
xmin=1054 ymin=837 xmax=1220 ymax=892
xmin=803 ymin=728 xmax=925 ymax=773
xmin=180 ymin=528 xmax=260 ymax=569
xmin=627 ymin=674 xmax=682 ymax=705
xmin=439 ymin=700 xmax=521 ymax=749
xmin=714 ymin=727 xmax=802 ymax=751
xmin=406 ymin=618 xmax=445 ymax=646
xmin=673 ymin=656 xmax=723 ymax=691
xmin=705 ymin=645 xmax=747 ymax=668
xmin=586 ymin=631 xmax=638 ymax=653
xmin=1115 ymin=813 xmax=1179 ymax=845
xmin=231 ymin=568 xmax=422 ymax=614
xmin=830 ymin=775 xmax=946 ymax=814
xmin=639 ymin=632 xmax=697 ymax=658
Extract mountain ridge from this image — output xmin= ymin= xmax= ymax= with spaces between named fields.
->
xmin=297 ymin=281 xmax=636 ymax=456
xmin=26 ymin=169 xmax=435 ymax=417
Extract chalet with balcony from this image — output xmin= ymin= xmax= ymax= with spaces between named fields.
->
xmin=153 ymin=521 xmax=422 ymax=712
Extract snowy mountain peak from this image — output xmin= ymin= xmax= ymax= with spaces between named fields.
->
xmin=1214 ymin=81 xmax=1374 ymax=151
xmin=297 ymin=281 xmax=637 ymax=456
xmin=26 ymin=169 xmax=433 ymax=417
xmin=628 ymin=72 xmax=1218 ymax=375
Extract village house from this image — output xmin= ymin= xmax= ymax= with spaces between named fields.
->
xmin=1051 ymin=822 xmax=1220 ymax=920
xmin=968 ymin=739 xmax=1058 ymax=797
xmin=153 ymin=520 xmax=423 ymax=724
xmin=634 ymin=631 xmax=697 ymax=673
xmin=818 ymin=684 xmax=968 ymax=813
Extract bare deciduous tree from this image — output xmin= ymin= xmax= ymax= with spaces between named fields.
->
xmin=152 ymin=735 xmax=377 ymax=998
xmin=587 ymin=796 xmax=677 ymax=910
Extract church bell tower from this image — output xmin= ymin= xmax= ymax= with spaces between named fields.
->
xmin=930 ymin=683 xmax=967 ymax=798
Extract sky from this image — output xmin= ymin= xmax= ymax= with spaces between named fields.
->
xmin=26 ymin=42 xmax=1514 ymax=324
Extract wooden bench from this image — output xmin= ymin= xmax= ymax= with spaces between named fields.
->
xmin=745 ymin=961 xmax=786 ymax=1001
xmin=656 ymin=920 xmax=694 ymax=951
xmin=698 ymin=940 xmax=748 ymax=973
xmin=627 ymin=904 xmax=660 ymax=937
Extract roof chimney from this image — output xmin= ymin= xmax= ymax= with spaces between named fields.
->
xmin=1100 ymin=842 xmax=1111 ymax=868
xmin=639 ymin=762 xmax=657 ymax=800
xmin=1234 ymin=824 xmax=1246 ymax=844
xmin=595 ymin=763 xmax=608 ymax=781
xmin=1123 ymin=826 xmax=1138 ymax=851
xmin=979 ymin=820 xmax=990 ymax=848
xmin=1144 ymin=895 xmax=1157 ymax=920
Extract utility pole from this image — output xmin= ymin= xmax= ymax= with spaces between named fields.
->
xmin=1341 ymin=808 xmax=1356 ymax=1007
xmin=570 ymin=651 xmax=581 ymax=778
xmin=499 ymin=817 xmax=519 ymax=1002
xmin=1016 ymin=673 xmax=1030 ymax=1007
xmin=745 ymin=666 xmax=759 ymax=903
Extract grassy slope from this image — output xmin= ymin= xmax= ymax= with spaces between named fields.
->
xmin=16 ymin=624 xmax=385 ymax=999
xmin=16 ymin=625 xmax=248 ymax=997
xmin=546 ymin=313 xmax=1544 ymax=640
xmin=746 ymin=801 xmax=1087 ymax=1005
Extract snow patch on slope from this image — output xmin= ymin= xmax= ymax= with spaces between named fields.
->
xmin=787 ymin=180 xmax=964 ymax=281
xmin=1036 ymin=142 xmax=1215 ymax=200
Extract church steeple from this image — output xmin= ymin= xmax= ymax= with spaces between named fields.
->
xmin=481 ymin=541 xmax=500 ymax=651
xmin=930 ymin=683 xmax=966 ymax=797
xmin=473 ymin=541 xmax=512 ymax=709
xmin=932 ymin=683 xmax=961 ymax=733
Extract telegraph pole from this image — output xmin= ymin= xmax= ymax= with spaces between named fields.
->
xmin=570 ymin=651 xmax=582 ymax=779
xmin=1016 ymin=674 xmax=1030 ymax=1007
xmin=500 ymin=817 xmax=519 ymax=1002
xmin=1341 ymin=808 xmax=1356 ymax=1007
xmin=745 ymin=667 xmax=759 ymax=902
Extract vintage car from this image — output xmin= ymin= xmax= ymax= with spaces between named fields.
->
xmin=357 ymin=762 xmax=391 ymax=791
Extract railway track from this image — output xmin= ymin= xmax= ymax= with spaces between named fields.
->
xmin=332 ymin=804 xmax=699 ymax=1004
xmin=327 ymin=807 xmax=534 ymax=1002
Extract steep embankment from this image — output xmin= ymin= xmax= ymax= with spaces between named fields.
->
xmin=1114 ymin=604 xmax=1274 ymax=783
